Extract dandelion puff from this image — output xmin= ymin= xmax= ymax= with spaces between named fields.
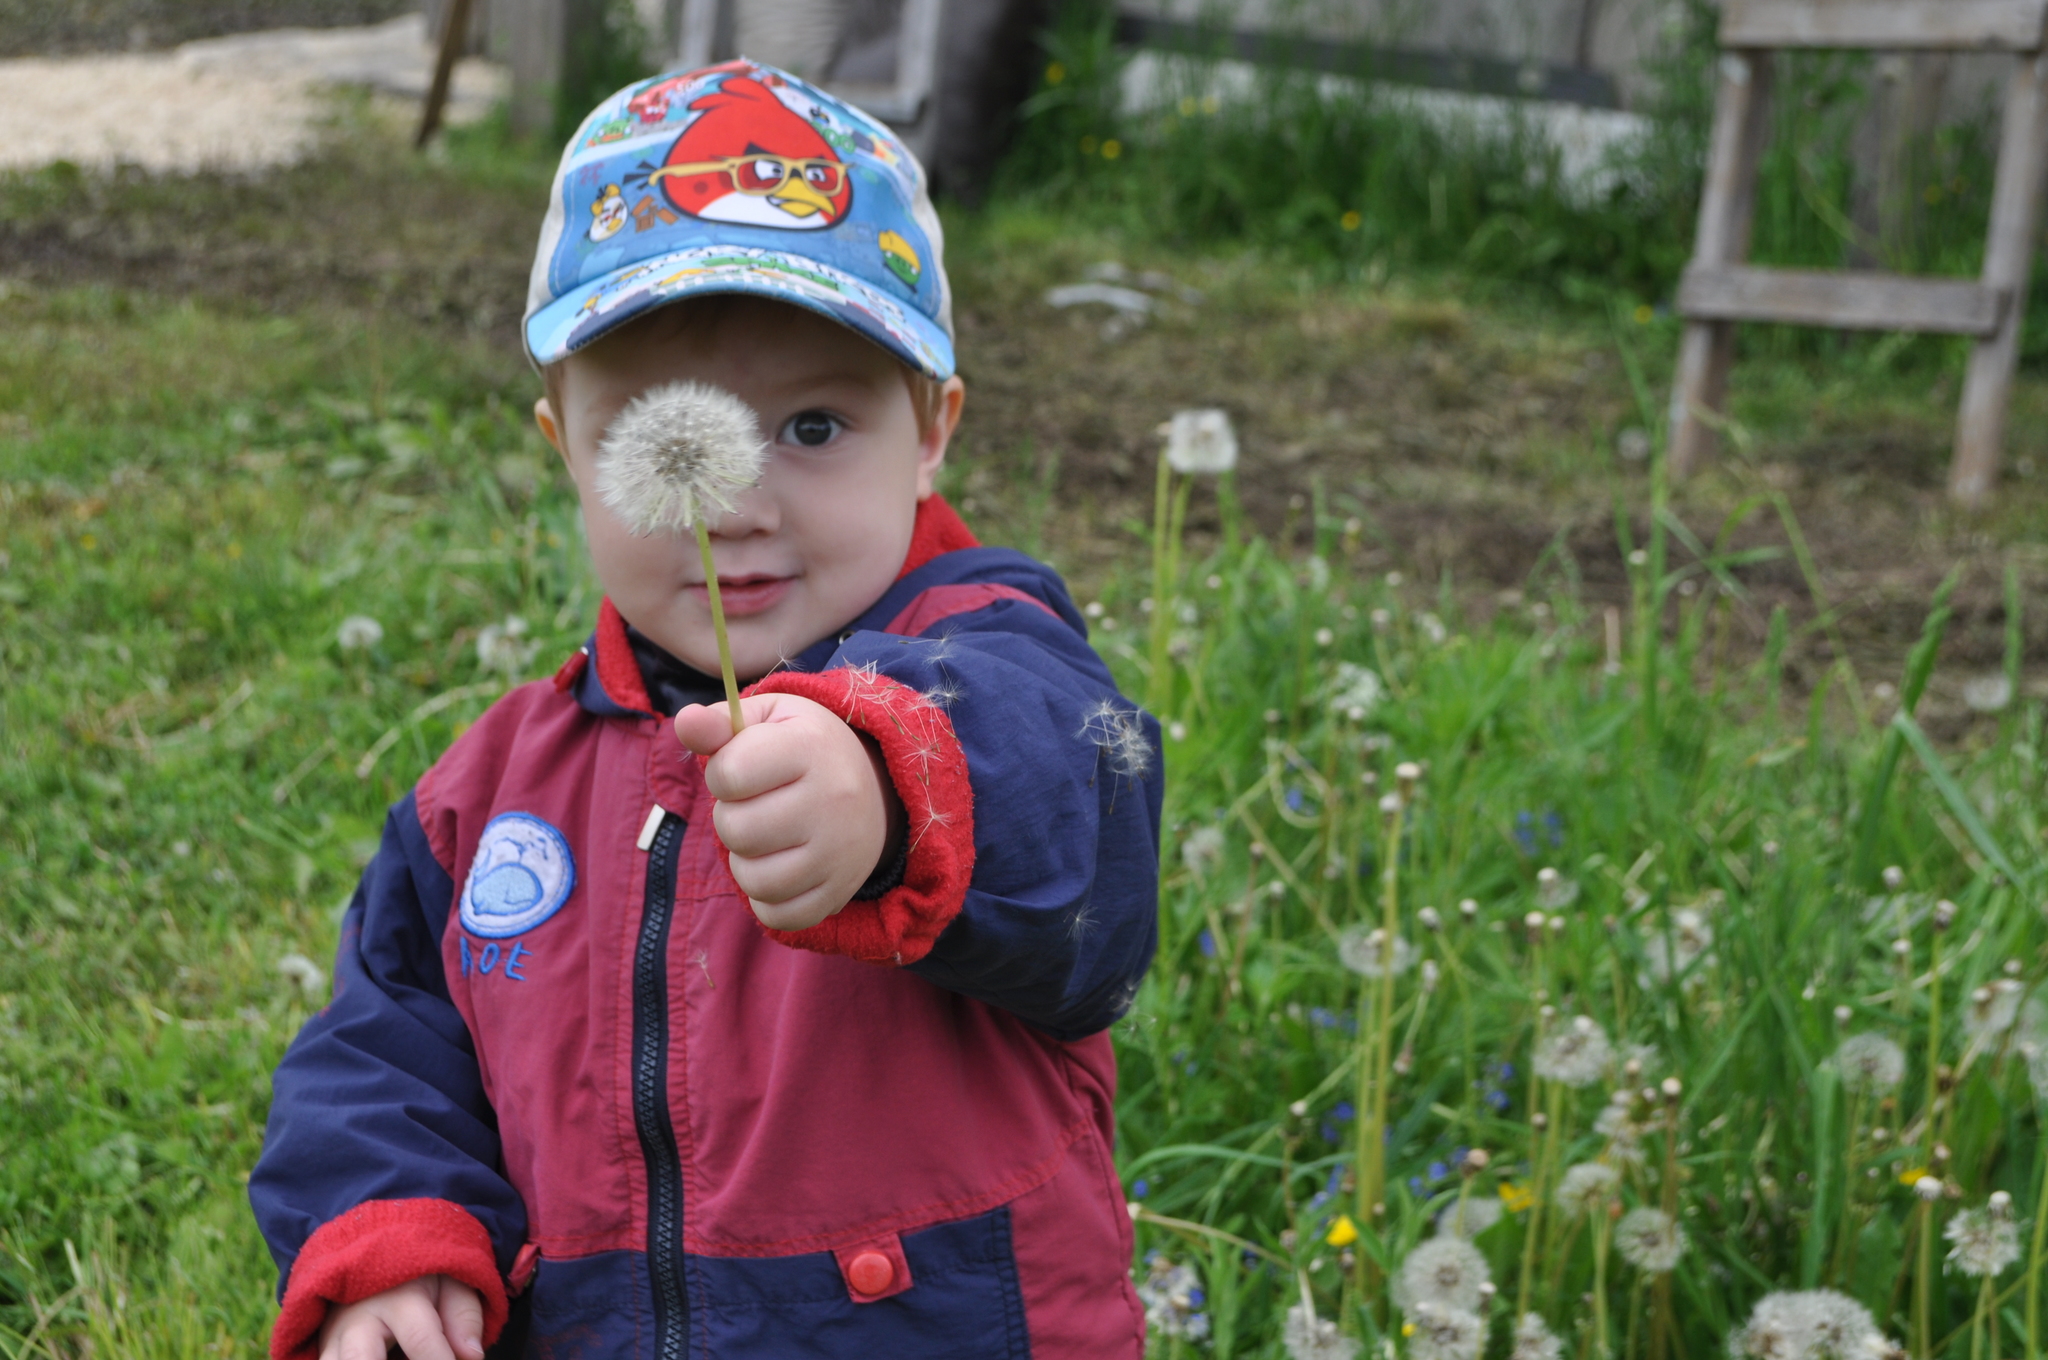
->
xmin=1727 ymin=1289 xmax=1894 ymax=1360
xmin=1830 ymin=1033 xmax=1907 ymax=1096
xmin=1392 ymin=1236 xmax=1491 ymax=1316
xmin=1435 ymin=1195 xmax=1505 ymax=1240
xmin=1282 ymin=1303 xmax=1359 ymax=1360
xmin=276 ymin=952 xmax=326 ymax=1000
xmin=476 ymin=615 xmax=537 ymax=676
xmin=1642 ymin=908 xmax=1715 ymax=986
xmin=1135 ymin=1256 xmax=1210 ymax=1340
xmin=1406 ymin=1302 xmax=1486 ymax=1360
xmin=595 ymin=381 xmax=766 ymax=536
xmin=336 ymin=615 xmax=383 ymax=651
xmin=1181 ymin=824 xmax=1226 ymax=879
xmin=1963 ymin=979 xmax=2025 ymax=1042
xmin=1511 ymin=1313 xmax=1565 ymax=1360
xmin=1162 ymin=408 xmax=1238 ymax=475
xmin=1536 ymin=866 xmax=1579 ymax=909
xmin=1533 ymin=1015 xmax=1613 ymax=1088
xmin=1554 ymin=1162 xmax=1620 ymax=1218
xmin=1615 ymin=1207 xmax=1687 ymax=1274
xmin=1337 ymin=925 xmax=1417 ymax=978
xmin=1944 ymin=1195 xmax=2021 ymax=1278
xmin=1595 ymin=1098 xmax=1648 ymax=1165
xmin=1326 ymin=661 xmax=1384 ymax=718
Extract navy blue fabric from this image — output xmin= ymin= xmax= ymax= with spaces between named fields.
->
xmin=506 ymin=1210 xmax=1026 ymax=1360
xmin=249 ymin=793 xmax=528 ymax=1287
xmin=786 ymin=548 xmax=1162 ymax=1041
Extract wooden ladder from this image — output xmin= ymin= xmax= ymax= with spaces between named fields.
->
xmin=1669 ymin=0 xmax=2048 ymax=506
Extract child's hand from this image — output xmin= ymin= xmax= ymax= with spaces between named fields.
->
xmin=317 ymin=1275 xmax=483 ymax=1360
xmin=676 ymin=692 xmax=904 ymax=931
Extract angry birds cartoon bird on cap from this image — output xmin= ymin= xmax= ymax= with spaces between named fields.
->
xmin=645 ymin=75 xmax=852 ymax=231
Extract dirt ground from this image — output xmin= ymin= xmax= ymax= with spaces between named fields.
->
xmin=5 ymin=118 xmax=2047 ymax=734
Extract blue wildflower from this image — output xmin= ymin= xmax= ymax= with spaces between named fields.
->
xmin=1198 ymin=929 xmax=1216 ymax=958
xmin=1133 ymin=1179 xmax=1150 ymax=1198
xmin=1286 ymin=787 xmax=1305 ymax=812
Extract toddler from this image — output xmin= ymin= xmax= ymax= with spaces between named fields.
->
xmin=249 ymin=59 xmax=1162 ymax=1360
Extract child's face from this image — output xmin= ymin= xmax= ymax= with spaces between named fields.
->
xmin=537 ymin=298 xmax=962 ymax=681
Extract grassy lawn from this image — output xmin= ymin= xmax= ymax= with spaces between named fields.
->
xmin=7 ymin=107 xmax=2048 ymax=1357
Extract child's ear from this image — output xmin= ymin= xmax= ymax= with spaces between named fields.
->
xmin=534 ymin=398 xmax=568 ymax=467
xmin=914 ymin=377 xmax=966 ymax=501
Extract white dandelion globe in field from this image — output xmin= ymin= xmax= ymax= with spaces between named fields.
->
xmin=336 ymin=615 xmax=383 ymax=651
xmin=1180 ymin=824 xmax=1225 ymax=879
xmin=1337 ymin=925 xmax=1417 ymax=978
xmin=1135 ymin=1256 xmax=1209 ymax=1339
xmin=1162 ymin=408 xmax=1239 ymax=475
xmin=1963 ymin=979 xmax=2025 ymax=1041
xmin=1642 ymin=908 xmax=1714 ymax=986
xmin=1393 ymin=1235 xmax=1491 ymax=1316
xmin=1595 ymin=1097 xmax=1648 ymax=1164
xmin=1510 ymin=1313 xmax=1564 ymax=1360
xmin=1405 ymin=1302 xmax=1486 ymax=1360
xmin=1327 ymin=661 xmax=1385 ymax=718
xmin=1282 ymin=1303 xmax=1359 ymax=1360
xmin=1727 ymin=1290 xmax=1894 ymax=1360
xmin=595 ymin=380 xmax=766 ymax=536
xmin=1830 ymin=1033 xmax=1907 ymax=1096
xmin=1533 ymin=1015 xmax=1613 ymax=1088
xmin=1435 ymin=1194 xmax=1504 ymax=1240
xmin=1945 ymin=1194 xmax=2021 ymax=1278
xmin=1615 ymin=1207 xmax=1687 ymax=1274
xmin=1554 ymin=1162 xmax=1621 ymax=1218
xmin=1535 ymin=866 xmax=1579 ymax=909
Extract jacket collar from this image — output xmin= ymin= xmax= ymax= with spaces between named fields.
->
xmin=566 ymin=495 xmax=982 ymax=719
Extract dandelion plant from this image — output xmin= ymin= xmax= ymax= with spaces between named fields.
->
xmin=596 ymin=380 xmax=767 ymax=732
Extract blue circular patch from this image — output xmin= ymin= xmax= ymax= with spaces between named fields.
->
xmin=460 ymin=812 xmax=576 ymax=938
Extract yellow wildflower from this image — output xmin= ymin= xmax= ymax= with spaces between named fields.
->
xmin=1325 ymin=1214 xmax=1360 ymax=1246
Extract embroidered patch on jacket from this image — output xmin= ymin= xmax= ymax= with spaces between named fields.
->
xmin=460 ymin=813 xmax=577 ymax=938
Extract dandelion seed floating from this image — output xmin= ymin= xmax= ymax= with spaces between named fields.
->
xmin=596 ymin=380 xmax=768 ymax=732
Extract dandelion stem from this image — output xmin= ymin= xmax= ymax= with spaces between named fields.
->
xmin=1973 ymin=1274 xmax=1990 ymax=1360
xmin=2027 ymin=1133 xmax=2048 ymax=1360
xmin=1146 ymin=452 xmax=1174 ymax=715
xmin=695 ymin=522 xmax=743 ymax=733
xmin=1593 ymin=1209 xmax=1613 ymax=1359
xmin=1916 ymin=1196 xmax=1936 ymax=1360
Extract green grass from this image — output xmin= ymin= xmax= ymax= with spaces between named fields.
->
xmin=6 ymin=131 xmax=2048 ymax=1360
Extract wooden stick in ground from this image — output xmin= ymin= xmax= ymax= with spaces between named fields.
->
xmin=415 ymin=0 xmax=475 ymax=150
xmin=695 ymin=521 xmax=745 ymax=734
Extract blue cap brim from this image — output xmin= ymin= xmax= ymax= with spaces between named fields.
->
xmin=525 ymin=243 xmax=954 ymax=381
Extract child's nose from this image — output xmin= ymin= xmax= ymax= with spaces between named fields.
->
xmin=708 ymin=481 xmax=779 ymax=537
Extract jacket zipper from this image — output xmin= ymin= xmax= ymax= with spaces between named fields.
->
xmin=633 ymin=810 xmax=688 ymax=1359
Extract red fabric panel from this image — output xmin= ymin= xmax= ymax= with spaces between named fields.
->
xmin=738 ymin=668 xmax=974 ymax=965
xmin=896 ymin=494 xmax=979 ymax=578
xmin=270 ymin=1198 xmax=507 ymax=1360
xmin=885 ymin=583 xmax=1059 ymax=638
xmin=1007 ymin=1132 xmax=1146 ymax=1359
xmin=593 ymin=597 xmax=655 ymax=715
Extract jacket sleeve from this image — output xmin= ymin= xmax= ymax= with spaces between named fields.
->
xmin=248 ymin=792 xmax=524 ymax=1360
xmin=750 ymin=584 xmax=1162 ymax=1042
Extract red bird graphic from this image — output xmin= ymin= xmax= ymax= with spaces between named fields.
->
xmin=650 ymin=76 xmax=852 ymax=232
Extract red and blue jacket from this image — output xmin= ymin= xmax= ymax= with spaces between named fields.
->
xmin=248 ymin=499 xmax=1162 ymax=1360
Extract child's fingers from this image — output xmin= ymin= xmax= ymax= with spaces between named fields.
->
xmin=326 ymin=1317 xmax=398 ymax=1360
xmin=709 ymin=783 xmax=811 ymax=859
xmin=385 ymin=1299 xmax=461 ymax=1360
xmin=433 ymin=1280 xmax=486 ymax=1360
xmin=725 ymin=842 xmax=821 ymax=907
xmin=747 ymin=882 xmax=845 ymax=933
xmin=702 ymin=723 xmax=812 ymax=803
xmin=674 ymin=702 xmax=740 ymax=757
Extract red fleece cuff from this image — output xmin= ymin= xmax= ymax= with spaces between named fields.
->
xmin=271 ymin=1199 xmax=509 ymax=1360
xmin=744 ymin=667 xmax=976 ymax=965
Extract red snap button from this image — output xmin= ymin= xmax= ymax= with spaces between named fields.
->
xmin=847 ymin=1250 xmax=895 ymax=1295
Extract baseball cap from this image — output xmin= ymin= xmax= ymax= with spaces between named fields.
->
xmin=524 ymin=59 xmax=954 ymax=380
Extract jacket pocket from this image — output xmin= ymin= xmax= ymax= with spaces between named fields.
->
xmin=688 ymin=1207 xmax=1031 ymax=1359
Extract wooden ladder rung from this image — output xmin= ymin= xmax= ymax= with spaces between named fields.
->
xmin=1677 ymin=266 xmax=2010 ymax=337
xmin=1722 ymin=0 xmax=2048 ymax=51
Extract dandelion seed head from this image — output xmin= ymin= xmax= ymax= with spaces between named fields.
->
xmin=1392 ymin=1236 xmax=1491 ymax=1316
xmin=276 ymin=952 xmax=326 ymax=1000
xmin=1643 ymin=907 xmax=1715 ymax=986
xmin=1510 ymin=1313 xmax=1564 ymax=1360
xmin=1282 ymin=1303 xmax=1359 ymax=1360
xmin=1594 ymin=1100 xmax=1647 ymax=1164
xmin=1728 ymin=1289 xmax=1896 ymax=1360
xmin=1533 ymin=1015 xmax=1613 ymax=1087
xmin=1181 ymin=824 xmax=1226 ymax=879
xmin=1964 ymin=978 xmax=2024 ymax=1040
xmin=1535 ymin=866 xmax=1580 ymax=909
xmin=336 ymin=615 xmax=383 ymax=651
xmin=1135 ymin=1256 xmax=1210 ymax=1340
xmin=1945 ymin=1202 xmax=2022 ymax=1277
xmin=1615 ymin=1207 xmax=1687 ymax=1273
xmin=1434 ymin=1195 xmax=1504 ymax=1240
xmin=595 ymin=380 xmax=766 ymax=536
xmin=476 ymin=615 xmax=537 ymax=676
xmin=1162 ymin=408 xmax=1239 ymax=475
xmin=1406 ymin=1303 xmax=1486 ymax=1360
xmin=1554 ymin=1161 xmax=1620 ymax=1217
xmin=1337 ymin=925 xmax=1417 ymax=978
xmin=1830 ymin=1033 xmax=1907 ymax=1096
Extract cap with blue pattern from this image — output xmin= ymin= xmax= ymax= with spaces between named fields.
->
xmin=524 ymin=59 xmax=953 ymax=380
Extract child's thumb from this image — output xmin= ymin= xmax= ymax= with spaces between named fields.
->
xmin=674 ymin=702 xmax=740 ymax=756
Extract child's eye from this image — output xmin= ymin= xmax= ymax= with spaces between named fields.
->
xmin=781 ymin=411 xmax=841 ymax=447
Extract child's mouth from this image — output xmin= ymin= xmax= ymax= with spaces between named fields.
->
xmin=697 ymin=574 xmax=793 ymax=616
